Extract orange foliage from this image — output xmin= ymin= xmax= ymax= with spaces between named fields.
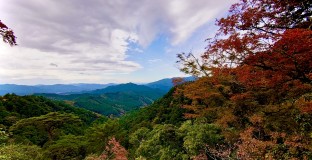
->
xmin=90 ymin=137 xmax=128 ymax=160
xmin=295 ymin=95 xmax=312 ymax=114
xmin=192 ymin=153 xmax=207 ymax=160
xmin=236 ymin=125 xmax=312 ymax=159
xmin=237 ymin=127 xmax=274 ymax=159
xmin=215 ymin=109 xmax=237 ymax=128
xmin=174 ymin=76 xmax=230 ymax=119
xmin=172 ymin=77 xmax=185 ymax=86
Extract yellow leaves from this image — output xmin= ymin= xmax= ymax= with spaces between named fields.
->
xmin=236 ymin=127 xmax=274 ymax=159
xmin=215 ymin=109 xmax=236 ymax=128
xmin=173 ymin=73 xmax=240 ymax=121
xmin=295 ymin=93 xmax=312 ymax=114
xmin=249 ymin=114 xmax=264 ymax=126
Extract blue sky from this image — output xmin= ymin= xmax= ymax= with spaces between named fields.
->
xmin=0 ymin=0 xmax=236 ymax=85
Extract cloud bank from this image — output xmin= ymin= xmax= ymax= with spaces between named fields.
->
xmin=0 ymin=0 xmax=235 ymax=84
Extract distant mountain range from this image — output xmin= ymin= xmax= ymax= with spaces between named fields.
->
xmin=0 ymin=83 xmax=114 ymax=95
xmin=37 ymin=83 xmax=167 ymax=116
xmin=0 ymin=77 xmax=195 ymax=95
xmin=0 ymin=77 xmax=195 ymax=116
xmin=146 ymin=76 xmax=195 ymax=91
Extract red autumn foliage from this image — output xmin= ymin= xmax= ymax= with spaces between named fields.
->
xmin=201 ymin=0 xmax=311 ymax=69
xmin=195 ymin=0 xmax=312 ymax=102
xmin=176 ymin=1 xmax=312 ymax=158
xmin=242 ymin=29 xmax=312 ymax=85
xmin=89 ymin=137 xmax=128 ymax=160
xmin=0 ymin=20 xmax=17 ymax=46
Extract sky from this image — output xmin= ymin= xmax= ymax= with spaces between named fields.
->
xmin=0 ymin=0 xmax=236 ymax=85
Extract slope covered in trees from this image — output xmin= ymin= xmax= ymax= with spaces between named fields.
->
xmin=1 ymin=81 xmax=311 ymax=159
xmin=0 ymin=89 xmax=185 ymax=159
xmin=0 ymin=94 xmax=100 ymax=126
xmin=0 ymin=94 xmax=108 ymax=159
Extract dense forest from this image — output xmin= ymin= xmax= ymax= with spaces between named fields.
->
xmin=0 ymin=0 xmax=312 ymax=159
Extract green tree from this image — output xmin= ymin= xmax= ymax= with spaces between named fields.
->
xmin=10 ymin=112 xmax=81 ymax=144
xmin=129 ymin=121 xmax=223 ymax=160
xmin=84 ymin=119 xmax=120 ymax=155
xmin=179 ymin=120 xmax=223 ymax=159
xmin=0 ymin=144 xmax=44 ymax=160
xmin=130 ymin=124 xmax=186 ymax=160
xmin=43 ymin=135 xmax=87 ymax=160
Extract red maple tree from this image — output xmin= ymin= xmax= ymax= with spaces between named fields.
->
xmin=202 ymin=0 xmax=311 ymax=68
xmin=0 ymin=20 xmax=17 ymax=46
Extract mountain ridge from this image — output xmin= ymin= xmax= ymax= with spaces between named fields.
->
xmin=37 ymin=83 xmax=168 ymax=116
xmin=0 ymin=77 xmax=194 ymax=95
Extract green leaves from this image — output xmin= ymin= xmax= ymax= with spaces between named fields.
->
xmin=129 ymin=120 xmax=223 ymax=160
xmin=0 ymin=144 xmax=43 ymax=160
xmin=84 ymin=119 xmax=120 ymax=154
xmin=10 ymin=112 xmax=81 ymax=144
xmin=180 ymin=120 xmax=223 ymax=156
xmin=43 ymin=135 xmax=87 ymax=160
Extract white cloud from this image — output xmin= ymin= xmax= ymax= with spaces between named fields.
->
xmin=0 ymin=44 xmax=141 ymax=84
xmin=148 ymin=59 xmax=162 ymax=63
xmin=0 ymin=0 xmax=236 ymax=84
xmin=168 ymin=0 xmax=225 ymax=44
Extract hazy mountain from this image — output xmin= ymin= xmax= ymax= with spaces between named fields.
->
xmin=0 ymin=77 xmax=194 ymax=95
xmin=146 ymin=76 xmax=196 ymax=91
xmin=90 ymin=83 xmax=166 ymax=97
xmin=0 ymin=83 xmax=114 ymax=95
xmin=71 ymin=83 xmax=115 ymax=91
xmin=0 ymin=84 xmax=44 ymax=95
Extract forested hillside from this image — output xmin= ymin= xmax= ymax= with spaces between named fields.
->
xmin=0 ymin=94 xmax=100 ymax=126
xmin=0 ymin=94 xmax=107 ymax=159
xmin=2 ymin=79 xmax=310 ymax=159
